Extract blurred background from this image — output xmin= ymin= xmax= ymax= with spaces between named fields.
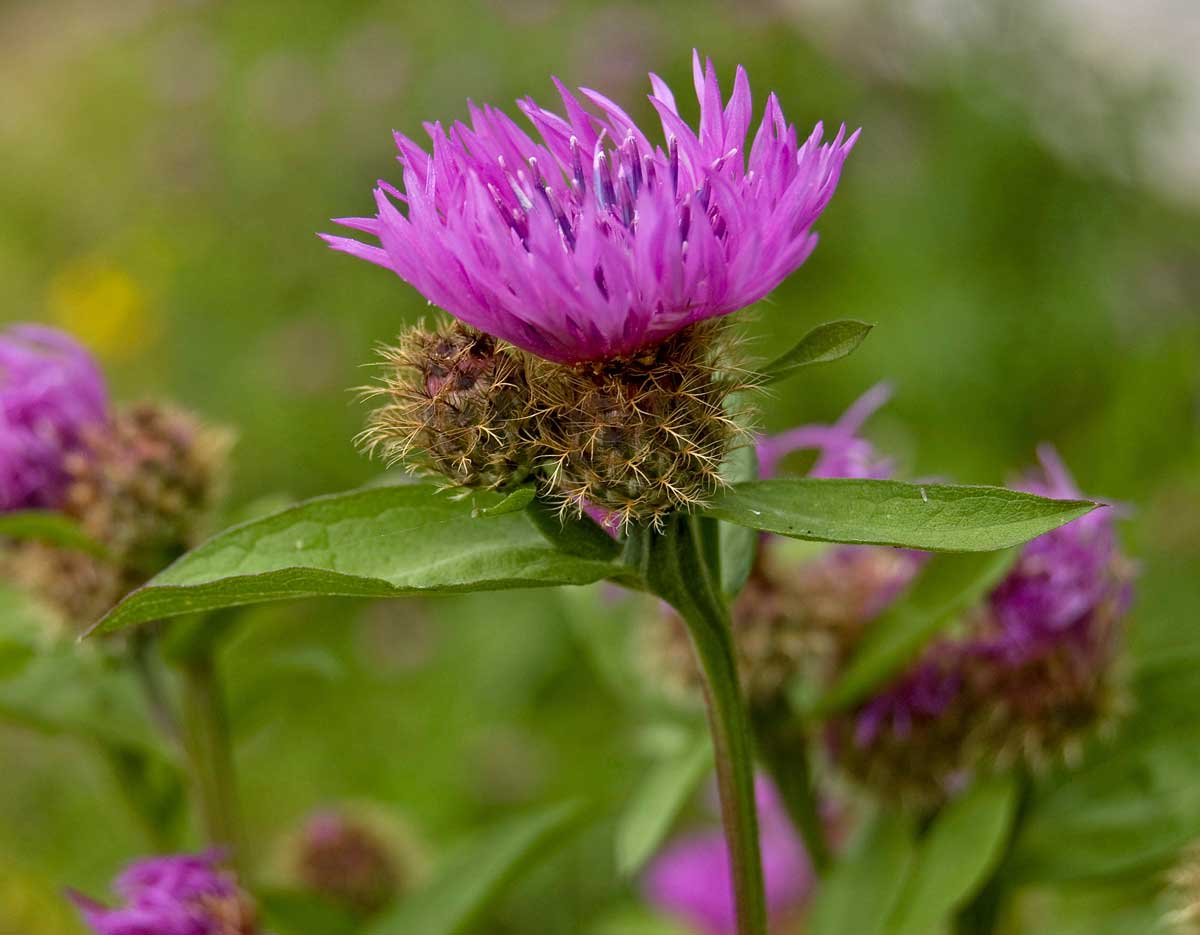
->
xmin=1 ymin=0 xmax=1197 ymax=932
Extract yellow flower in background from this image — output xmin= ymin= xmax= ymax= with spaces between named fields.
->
xmin=47 ymin=256 xmax=158 ymax=361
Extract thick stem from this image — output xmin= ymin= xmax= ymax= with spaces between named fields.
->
xmin=626 ymin=516 xmax=767 ymax=935
xmin=180 ymin=654 xmax=242 ymax=867
xmin=750 ymin=698 xmax=830 ymax=874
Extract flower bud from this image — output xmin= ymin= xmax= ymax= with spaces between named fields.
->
xmin=361 ymin=322 xmax=535 ymax=491
xmin=65 ymin=402 xmax=232 ymax=588
xmin=294 ymin=809 xmax=406 ymax=915
xmin=830 ymin=448 xmax=1135 ymax=805
xmin=531 ymin=322 xmax=747 ymax=529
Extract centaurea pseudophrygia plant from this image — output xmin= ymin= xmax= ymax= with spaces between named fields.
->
xmin=81 ymin=54 xmax=1099 ymax=935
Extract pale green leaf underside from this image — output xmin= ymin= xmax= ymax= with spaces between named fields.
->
xmin=706 ymin=478 xmax=1095 ymax=552
xmin=91 ymin=485 xmax=619 ymax=635
xmin=367 ymin=801 xmax=581 ymax=935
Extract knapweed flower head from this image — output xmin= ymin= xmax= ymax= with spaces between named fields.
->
xmin=644 ymin=776 xmax=814 ymax=935
xmin=834 ymin=447 xmax=1134 ymax=804
xmin=324 ymin=52 xmax=857 ymax=365
xmin=294 ymin=809 xmax=405 ymax=915
xmin=0 ymin=324 xmax=108 ymax=511
xmin=642 ymin=386 xmax=921 ymax=702
xmin=69 ymin=850 xmax=261 ymax=935
xmin=65 ymin=401 xmax=233 ymax=591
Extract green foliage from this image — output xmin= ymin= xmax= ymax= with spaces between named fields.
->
xmin=757 ymin=320 xmax=874 ymax=384
xmin=717 ymin=442 xmax=760 ymax=598
xmin=707 ymin=478 xmax=1095 ymax=551
xmin=615 ymin=732 xmax=712 ymax=877
xmin=812 ymin=549 xmax=1017 ymax=714
xmin=886 ymin=776 xmax=1019 ymax=934
xmin=92 ymin=485 xmax=622 ymax=633
xmin=0 ymin=510 xmax=108 ymax=558
xmin=367 ymin=802 xmax=583 ymax=935
xmin=809 ymin=811 xmax=916 ymax=935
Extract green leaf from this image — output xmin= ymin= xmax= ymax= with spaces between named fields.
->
xmin=706 ymin=478 xmax=1096 ymax=552
xmin=886 ymin=776 xmax=1018 ymax=935
xmin=1010 ymin=737 xmax=1200 ymax=884
xmin=473 ymin=485 xmax=536 ymax=518
xmin=91 ymin=485 xmax=621 ymax=635
xmin=257 ymin=889 xmax=360 ymax=935
xmin=367 ymin=801 xmax=582 ymax=935
xmin=0 ymin=646 xmax=165 ymax=754
xmin=812 ymin=549 xmax=1017 ymax=715
xmin=526 ymin=496 xmax=622 ymax=562
xmin=0 ymin=509 xmax=109 ymax=557
xmin=809 ymin=811 xmax=916 ymax=935
xmin=758 ymin=320 xmax=874 ymax=384
xmin=616 ymin=732 xmax=713 ymax=877
xmin=718 ymin=443 xmax=760 ymax=598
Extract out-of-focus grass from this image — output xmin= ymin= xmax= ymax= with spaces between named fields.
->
xmin=0 ymin=1 xmax=1196 ymax=932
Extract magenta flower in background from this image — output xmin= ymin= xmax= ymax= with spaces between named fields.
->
xmin=69 ymin=850 xmax=261 ymax=935
xmin=324 ymin=52 xmax=858 ymax=364
xmin=643 ymin=777 xmax=815 ymax=935
xmin=848 ymin=446 xmax=1134 ymax=776
xmin=0 ymin=324 xmax=108 ymax=512
xmin=756 ymin=382 xmax=894 ymax=481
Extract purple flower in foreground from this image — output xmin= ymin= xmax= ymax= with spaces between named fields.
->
xmin=0 ymin=324 xmax=108 ymax=511
xmin=69 ymin=850 xmax=261 ymax=935
xmin=841 ymin=447 xmax=1134 ymax=800
xmin=644 ymin=777 xmax=814 ymax=935
xmin=324 ymin=52 xmax=857 ymax=364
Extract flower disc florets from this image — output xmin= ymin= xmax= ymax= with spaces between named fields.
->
xmin=70 ymin=850 xmax=261 ymax=935
xmin=324 ymin=52 xmax=857 ymax=365
xmin=361 ymin=322 xmax=535 ymax=491
xmin=0 ymin=324 xmax=108 ymax=510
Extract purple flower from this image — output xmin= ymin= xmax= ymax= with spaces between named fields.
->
xmin=323 ymin=52 xmax=857 ymax=364
xmin=643 ymin=777 xmax=815 ymax=935
xmin=840 ymin=447 xmax=1134 ymax=795
xmin=756 ymin=383 xmax=894 ymax=481
xmin=0 ymin=324 xmax=108 ymax=512
xmin=69 ymin=850 xmax=261 ymax=935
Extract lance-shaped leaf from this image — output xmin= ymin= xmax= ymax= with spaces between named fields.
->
xmin=367 ymin=801 xmax=582 ymax=935
xmin=90 ymin=485 xmax=621 ymax=635
xmin=706 ymin=478 xmax=1095 ymax=553
xmin=616 ymin=732 xmax=713 ymax=877
xmin=0 ymin=509 xmax=109 ymax=557
xmin=758 ymin=320 xmax=874 ymax=384
xmin=886 ymin=776 xmax=1018 ymax=935
xmin=811 ymin=548 xmax=1017 ymax=715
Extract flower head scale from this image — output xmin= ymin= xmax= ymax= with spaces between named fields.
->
xmin=324 ymin=52 xmax=858 ymax=364
xmin=0 ymin=324 xmax=108 ymax=511
xmin=69 ymin=850 xmax=262 ymax=935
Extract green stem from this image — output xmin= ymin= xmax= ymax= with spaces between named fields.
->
xmin=180 ymin=654 xmax=242 ymax=867
xmin=128 ymin=629 xmax=184 ymax=751
xmin=750 ymin=698 xmax=831 ymax=874
xmin=626 ymin=516 xmax=767 ymax=935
